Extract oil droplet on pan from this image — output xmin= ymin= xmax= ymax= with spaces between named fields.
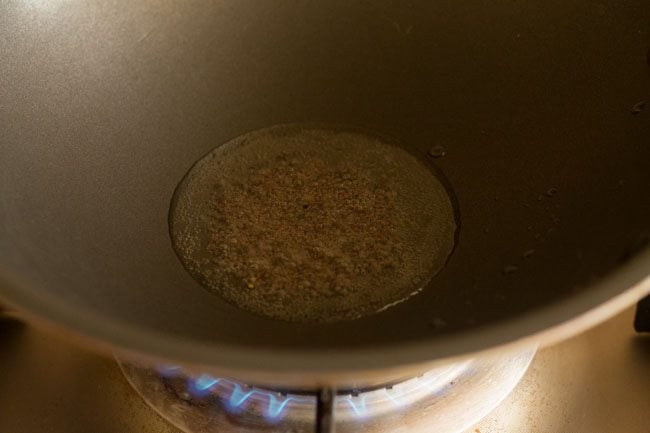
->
xmin=428 ymin=145 xmax=446 ymax=158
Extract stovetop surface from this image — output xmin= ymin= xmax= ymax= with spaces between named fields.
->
xmin=1 ymin=308 xmax=648 ymax=433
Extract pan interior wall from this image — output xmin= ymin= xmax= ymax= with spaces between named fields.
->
xmin=0 ymin=0 xmax=649 ymax=350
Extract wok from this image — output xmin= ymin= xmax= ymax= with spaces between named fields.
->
xmin=1 ymin=0 xmax=649 ymax=388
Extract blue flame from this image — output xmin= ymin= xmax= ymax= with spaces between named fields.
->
xmin=266 ymin=394 xmax=295 ymax=419
xmin=156 ymin=362 xmax=470 ymax=423
xmin=156 ymin=365 xmax=182 ymax=378
xmin=345 ymin=394 xmax=369 ymax=417
xmin=228 ymin=384 xmax=256 ymax=408
xmin=188 ymin=374 xmax=222 ymax=396
xmin=157 ymin=367 xmax=303 ymax=421
xmin=195 ymin=374 xmax=220 ymax=390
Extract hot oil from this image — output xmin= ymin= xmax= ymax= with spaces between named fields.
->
xmin=170 ymin=124 xmax=457 ymax=323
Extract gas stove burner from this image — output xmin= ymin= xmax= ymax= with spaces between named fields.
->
xmin=154 ymin=362 xmax=470 ymax=422
xmin=118 ymin=347 xmax=535 ymax=433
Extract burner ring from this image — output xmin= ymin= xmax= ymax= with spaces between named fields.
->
xmin=118 ymin=347 xmax=535 ymax=433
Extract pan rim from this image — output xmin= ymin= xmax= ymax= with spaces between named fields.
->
xmin=1 ymin=248 xmax=649 ymax=375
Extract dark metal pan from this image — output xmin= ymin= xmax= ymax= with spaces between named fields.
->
xmin=1 ymin=0 xmax=649 ymax=387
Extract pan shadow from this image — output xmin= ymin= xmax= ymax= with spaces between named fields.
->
xmin=630 ymin=335 xmax=650 ymax=363
xmin=0 ymin=317 xmax=26 ymax=351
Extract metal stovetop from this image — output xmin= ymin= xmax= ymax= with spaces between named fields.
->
xmin=1 ymin=308 xmax=648 ymax=433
